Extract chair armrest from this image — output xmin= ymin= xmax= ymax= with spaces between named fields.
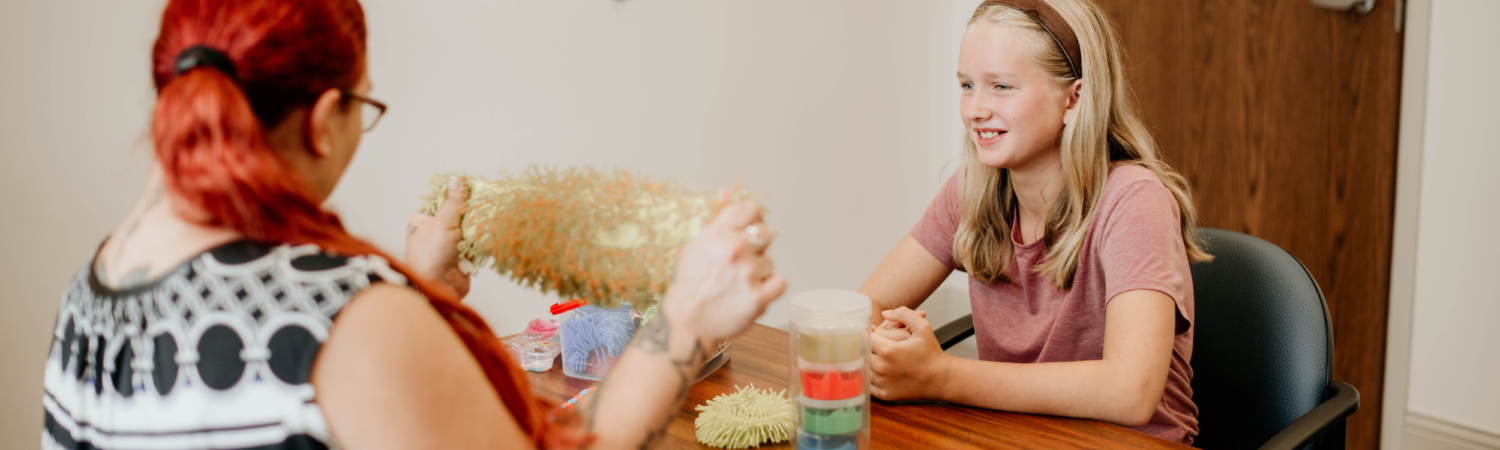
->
xmin=934 ymin=314 xmax=975 ymax=350
xmin=1258 ymin=380 xmax=1360 ymax=450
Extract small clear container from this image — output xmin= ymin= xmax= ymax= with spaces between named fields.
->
xmin=789 ymin=289 xmax=871 ymax=449
xmin=520 ymin=339 xmax=559 ymax=372
xmin=560 ymin=305 xmax=637 ymax=380
xmin=507 ymin=318 xmax=562 ymax=372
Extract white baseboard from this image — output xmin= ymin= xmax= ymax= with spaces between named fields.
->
xmin=1404 ymin=412 xmax=1500 ymax=450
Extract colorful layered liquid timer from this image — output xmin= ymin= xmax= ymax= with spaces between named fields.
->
xmin=789 ymin=290 xmax=870 ymax=449
xmin=799 ymin=359 xmax=864 ymax=400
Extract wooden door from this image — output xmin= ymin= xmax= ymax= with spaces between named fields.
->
xmin=1094 ymin=1 xmax=1403 ymax=448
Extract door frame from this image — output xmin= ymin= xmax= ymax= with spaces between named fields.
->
xmin=1383 ymin=0 xmax=1429 ymax=447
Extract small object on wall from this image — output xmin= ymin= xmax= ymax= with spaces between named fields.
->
xmin=694 ymin=384 xmax=797 ymax=449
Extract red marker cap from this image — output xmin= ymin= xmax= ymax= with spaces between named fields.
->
xmin=550 ymin=299 xmax=586 ymax=315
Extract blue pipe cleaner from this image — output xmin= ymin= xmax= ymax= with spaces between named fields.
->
xmin=561 ymin=305 xmax=637 ymax=374
xmin=561 ymin=313 xmax=600 ymax=373
xmin=595 ymin=306 xmax=637 ymax=358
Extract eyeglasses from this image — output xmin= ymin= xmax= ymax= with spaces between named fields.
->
xmin=341 ymin=90 xmax=388 ymax=132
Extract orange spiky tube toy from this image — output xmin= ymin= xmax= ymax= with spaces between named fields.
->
xmin=421 ymin=165 xmax=756 ymax=311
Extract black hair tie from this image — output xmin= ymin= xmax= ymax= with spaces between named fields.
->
xmin=174 ymin=45 xmax=238 ymax=81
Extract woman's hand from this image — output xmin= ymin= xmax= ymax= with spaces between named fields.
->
xmin=870 ymin=307 xmax=953 ymax=401
xmin=661 ymin=202 xmax=788 ymax=348
xmin=406 ymin=175 xmax=471 ymax=299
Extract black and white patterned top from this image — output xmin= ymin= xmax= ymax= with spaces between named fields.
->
xmin=42 ymin=240 xmax=408 ymax=450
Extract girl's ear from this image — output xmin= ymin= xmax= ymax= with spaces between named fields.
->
xmin=1062 ymin=79 xmax=1084 ymax=126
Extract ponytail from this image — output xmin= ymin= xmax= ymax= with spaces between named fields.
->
xmin=151 ymin=1 xmax=586 ymax=447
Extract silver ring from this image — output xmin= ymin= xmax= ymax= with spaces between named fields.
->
xmin=746 ymin=225 xmax=767 ymax=248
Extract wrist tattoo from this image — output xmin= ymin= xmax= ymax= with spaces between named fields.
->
xmin=577 ymin=311 xmax=703 ymax=449
xmin=646 ymin=312 xmax=702 ymax=448
xmin=634 ymin=310 xmax=674 ymax=354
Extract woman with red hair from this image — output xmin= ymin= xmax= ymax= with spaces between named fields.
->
xmin=39 ymin=0 xmax=785 ymax=449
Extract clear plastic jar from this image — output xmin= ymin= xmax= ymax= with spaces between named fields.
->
xmin=520 ymin=339 xmax=559 ymax=372
xmin=560 ymin=305 xmax=636 ymax=380
xmin=789 ymin=289 xmax=870 ymax=449
xmin=507 ymin=318 xmax=562 ymax=372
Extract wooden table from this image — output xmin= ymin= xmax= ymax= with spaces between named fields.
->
xmin=526 ymin=323 xmax=1195 ymax=449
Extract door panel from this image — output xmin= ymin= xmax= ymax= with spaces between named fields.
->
xmin=1095 ymin=1 xmax=1403 ymax=448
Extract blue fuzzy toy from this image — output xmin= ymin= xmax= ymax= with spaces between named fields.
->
xmin=561 ymin=305 xmax=637 ymax=376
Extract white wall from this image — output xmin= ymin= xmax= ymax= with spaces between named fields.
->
xmin=0 ymin=1 xmax=982 ymax=447
xmin=1397 ymin=0 xmax=1500 ymax=448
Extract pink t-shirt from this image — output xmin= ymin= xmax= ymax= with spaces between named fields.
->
xmin=910 ymin=164 xmax=1198 ymax=444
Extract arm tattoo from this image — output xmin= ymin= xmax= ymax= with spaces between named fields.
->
xmin=635 ymin=310 xmax=674 ymax=353
xmin=638 ymin=425 xmax=669 ymax=450
xmin=632 ymin=339 xmax=702 ymax=449
xmin=582 ymin=312 xmax=706 ymax=449
xmin=632 ymin=312 xmax=703 ymax=448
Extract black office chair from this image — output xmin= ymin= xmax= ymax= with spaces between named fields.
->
xmin=934 ymin=228 xmax=1359 ymax=449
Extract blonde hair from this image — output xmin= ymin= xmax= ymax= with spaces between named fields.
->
xmin=953 ymin=0 xmax=1212 ymax=290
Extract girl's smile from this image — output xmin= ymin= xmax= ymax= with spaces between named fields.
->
xmin=974 ymin=127 xmax=1008 ymax=146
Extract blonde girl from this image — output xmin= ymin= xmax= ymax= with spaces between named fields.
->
xmin=861 ymin=0 xmax=1211 ymax=444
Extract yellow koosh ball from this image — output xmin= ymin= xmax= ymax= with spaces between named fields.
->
xmin=694 ymin=384 xmax=797 ymax=449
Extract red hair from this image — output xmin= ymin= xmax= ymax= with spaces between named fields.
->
xmin=150 ymin=0 xmax=586 ymax=447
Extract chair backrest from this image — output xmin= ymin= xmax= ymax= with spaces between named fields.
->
xmin=1189 ymin=228 xmax=1334 ymax=449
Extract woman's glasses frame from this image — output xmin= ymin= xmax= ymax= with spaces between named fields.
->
xmin=341 ymin=90 xmax=388 ymax=133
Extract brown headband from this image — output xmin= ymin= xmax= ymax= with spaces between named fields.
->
xmin=977 ymin=0 xmax=1082 ymax=79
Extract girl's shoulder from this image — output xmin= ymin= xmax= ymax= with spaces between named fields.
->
xmin=1105 ymin=163 xmax=1163 ymax=189
xmin=1103 ymin=163 xmax=1171 ymax=200
xmin=1099 ymin=163 xmax=1176 ymax=217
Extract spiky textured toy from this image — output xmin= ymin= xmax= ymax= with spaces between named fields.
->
xmin=421 ymin=165 xmax=755 ymax=311
xmin=694 ymin=385 xmax=797 ymax=449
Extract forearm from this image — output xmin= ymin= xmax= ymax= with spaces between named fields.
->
xmin=935 ymin=356 xmax=1163 ymax=427
xmin=577 ymin=306 xmax=708 ymax=449
xmin=859 ymin=235 xmax=951 ymax=325
xmin=573 ymin=200 xmax=783 ymax=448
xmin=858 ymin=272 xmax=914 ymax=326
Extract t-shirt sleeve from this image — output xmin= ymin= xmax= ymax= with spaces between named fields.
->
xmin=910 ymin=171 xmax=964 ymax=270
xmin=1098 ymin=177 xmax=1194 ymax=335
